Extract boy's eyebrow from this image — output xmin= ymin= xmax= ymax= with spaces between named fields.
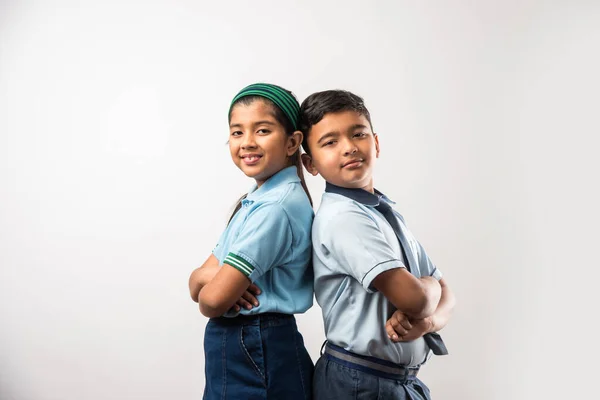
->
xmin=317 ymin=132 xmax=339 ymax=144
xmin=347 ymin=124 xmax=369 ymax=131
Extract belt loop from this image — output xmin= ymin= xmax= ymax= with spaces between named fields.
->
xmin=320 ymin=340 xmax=328 ymax=356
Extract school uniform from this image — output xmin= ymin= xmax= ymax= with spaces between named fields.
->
xmin=203 ymin=166 xmax=314 ymax=400
xmin=311 ymin=182 xmax=446 ymax=400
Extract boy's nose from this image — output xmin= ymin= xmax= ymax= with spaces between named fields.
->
xmin=343 ymin=146 xmax=358 ymax=156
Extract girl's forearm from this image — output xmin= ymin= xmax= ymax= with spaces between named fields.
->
xmin=189 ymin=258 xmax=221 ymax=302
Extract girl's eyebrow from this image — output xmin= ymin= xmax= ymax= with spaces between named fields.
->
xmin=229 ymin=120 xmax=277 ymax=129
xmin=252 ymin=120 xmax=276 ymax=126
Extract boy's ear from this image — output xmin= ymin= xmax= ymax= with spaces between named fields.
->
xmin=287 ymin=130 xmax=304 ymax=156
xmin=301 ymin=153 xmax=319 ymax=176
xmin=374 ymin=133 xmax=380 ymax=158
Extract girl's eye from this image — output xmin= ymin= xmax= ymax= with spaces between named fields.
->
xmin=257 ymin=129 xmax=271 ymax=135
xmin=231 ymin=131 xmax=242 ymax=137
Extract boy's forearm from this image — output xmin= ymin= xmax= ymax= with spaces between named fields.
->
xmin=429 ymin=279 xmax=455 ymax=332
xmin=372 ymin=269 xmax=442 ymax=319
xmin=409 ymin=276 xmax=442 ymax=319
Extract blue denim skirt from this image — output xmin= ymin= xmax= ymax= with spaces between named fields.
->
xmin=203 ymin=313 xmax=313 ymax=400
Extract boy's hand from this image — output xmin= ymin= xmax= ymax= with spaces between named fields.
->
xmin=385 ymin=310 xmax=413 ymax=341
xmin=230 ymin=284 xmax=261 ymax=312
xmin=386 ymin=310 xmax=434 ymax=342
xmin=397 ymin=317 xmax=434 ymax=342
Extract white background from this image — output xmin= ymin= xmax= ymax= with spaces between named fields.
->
xmin=1 ymin=1 xmax=599 ymax=399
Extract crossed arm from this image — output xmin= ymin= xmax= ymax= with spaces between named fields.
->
xmin=188 ymin=254 xmax=261 ymax=318
xmin=372 ymin=268 xmax=443 ymax=320
xmin=383 ymin=276 xmax=455 ymax=342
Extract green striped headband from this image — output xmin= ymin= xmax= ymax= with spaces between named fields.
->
xmin=229 ymin=83 xmax=300 ymax=131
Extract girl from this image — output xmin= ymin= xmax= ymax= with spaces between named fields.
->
xmin=188 ymin=83 xmax=314 ymax=399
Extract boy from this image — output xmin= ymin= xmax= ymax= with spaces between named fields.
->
xmin=300 ymin=90 xmax=455 ymax=399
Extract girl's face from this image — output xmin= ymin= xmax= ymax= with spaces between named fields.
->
xmin=228 ymin=100 xmax=299 ymax=186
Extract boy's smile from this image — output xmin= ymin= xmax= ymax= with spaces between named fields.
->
xmin=302 ymin=111 xmax=379 ymax=193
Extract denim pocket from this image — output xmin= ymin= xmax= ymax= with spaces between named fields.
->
xmin=239 ymin=324 xmax=266 ymax=386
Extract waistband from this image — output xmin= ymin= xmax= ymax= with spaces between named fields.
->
xmin=323 ymin=342 xmax=420 ymax=381
xmin=210 ymin=312 xmax=295 ymax=327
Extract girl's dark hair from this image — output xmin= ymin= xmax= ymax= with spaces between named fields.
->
xmin=227 ymin=94 xmax=313 ymax=223
xmin=300 ymin=90 xmax=373 ymax=156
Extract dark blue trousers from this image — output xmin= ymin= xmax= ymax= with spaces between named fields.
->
xmin=313 ymin=344 xmax=432 ymax=400
xmin=203 ymin=313 xmax=313 ymax=400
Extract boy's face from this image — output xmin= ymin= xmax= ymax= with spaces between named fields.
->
xmin=302 ymin=111 xmax=379 ymax=193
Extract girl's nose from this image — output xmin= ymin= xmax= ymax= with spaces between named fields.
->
xmin=241 ymin=133 xmax=257 ymax=149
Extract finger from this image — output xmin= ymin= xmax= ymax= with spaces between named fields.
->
xmin=242 ymin=291 xmax=259 ymax=307
xmin=247 ymin=284 xmax=262 ymax=295
xmin=230 ymin=304 xmax=241 ymax=312
xmin=237 ymin=298 xmax=253 ymax=310
xmin=399 ymin=318 xmax=413 ymax=331
xmin=395 ymin=313 xmax=413 ymax=330
xmin=389 ymin=318 xmax=406 ymax=341
xmin=400 ymin=326 xmax=426 ymax=342
xmin=385 ymin=321 xmax=401 ymax=342
xmin=389 ymin=317 xmax=408 ymax=337
xmin=399 ymin=331 xmax=417 ymax=342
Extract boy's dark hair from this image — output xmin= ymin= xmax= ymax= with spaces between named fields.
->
xmin=299 ymin=90 xmax=373 ymax=156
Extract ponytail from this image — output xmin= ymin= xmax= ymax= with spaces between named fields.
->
xmin=227 ymin=194 xmax=246 ymax=225
xmin=291 ymin=151 xmax=313 ymax=207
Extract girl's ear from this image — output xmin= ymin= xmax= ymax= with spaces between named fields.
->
xmin=287 ymin=130 xmax=303 ymax=156
xmin=301 ymin=153 xmax=319 ymax=176
xmin=374 ymin=133 xmax=380 ymax=158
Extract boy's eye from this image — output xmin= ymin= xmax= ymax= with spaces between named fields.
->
xmin=323 ymin=140 xmax=336 ymax=147
xmin=353 ymin=132 xmax=367 ymax=138
xmin=231 ymin=131 xmax=242 ymax=137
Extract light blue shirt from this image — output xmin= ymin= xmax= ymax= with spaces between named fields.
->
xmin=312 ymin=183 xmax=443 ymax=366
xmin=212 ymin=166 xmax=314 ymax=316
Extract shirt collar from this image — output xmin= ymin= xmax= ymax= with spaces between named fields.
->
xmin=324 ymin=182 xmax=395 ymax=207
xmin=245 ymin=166 xmax=300 ymax=203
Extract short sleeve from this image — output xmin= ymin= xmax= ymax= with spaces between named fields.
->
xmin=396 ymin=211 xmax=443 ymax=281
xmin=224 ymin=203 xmax=292 ymax=282
xmin=211 ymin=228 xmax=228 ymax=263
xmin=323 ymin=208 xmax=405 ymax=292
xmin=417 ymin=241 xmax=443 ymax=281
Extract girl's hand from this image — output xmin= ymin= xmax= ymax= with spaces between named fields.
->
xmin=231 ymin=284 xmax=262 ymax=312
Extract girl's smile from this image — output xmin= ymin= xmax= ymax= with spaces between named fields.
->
xmin=240 ymin=153 xmax=263 ymax=166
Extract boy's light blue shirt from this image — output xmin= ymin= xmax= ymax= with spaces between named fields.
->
xmin=212 ymin=166 xmax=314 ymax=316
xmin=312 ymin=184 xmax=443 ymax=367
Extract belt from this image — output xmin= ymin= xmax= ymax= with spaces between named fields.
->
xmin=211 ymin=312 xmax=294 ymax=326
xmin=323 ymin=342 xmax=420 ymax=380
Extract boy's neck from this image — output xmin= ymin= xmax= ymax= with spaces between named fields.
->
xmin=326 ymin=180 xmax=376 ymax=195
xmin=333 ymin=180 xmax=375 ymax=194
